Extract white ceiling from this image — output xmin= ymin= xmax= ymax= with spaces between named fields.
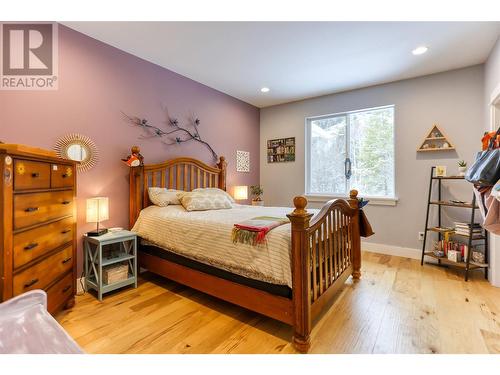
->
xmin=64 ymin=22 xmax=500 ymax=108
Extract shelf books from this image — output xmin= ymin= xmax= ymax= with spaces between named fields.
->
xmin=454 ymin=222 xmax=483 ymax=237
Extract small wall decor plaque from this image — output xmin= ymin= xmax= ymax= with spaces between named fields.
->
xmin=267 ymin=137 xmax=295 ymax=163
xmin=236 ymin=150 xmax=250 ymax=172
xmin=435 ymin=165 xmax=447 ymax=177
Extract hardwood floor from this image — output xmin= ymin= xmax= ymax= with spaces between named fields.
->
xmin=56 ymin=251 xmax=500 ymax=354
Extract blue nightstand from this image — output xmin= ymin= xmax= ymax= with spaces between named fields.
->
xmin=83 ymin=230 xmax=137 ymax=301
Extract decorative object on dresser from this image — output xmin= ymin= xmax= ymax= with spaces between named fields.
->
xmin=128 ymin=147 xmax=372 ymax=352
xmin=0 ymin=144 xmax=77 ymax=314
xmin=86 ymin=197 xmax=109 ymax=236
xmin=54 ymin=133 xmax=98 ymax=172
xmin=83 ymin=230 xmax=137 ymax=301
xmin=421 ymin=166 xmax=488 ymax=281
xmin=417 ymin=124 xmax=455 ymax=152
xmin=123 ymin=110 xmax=218 ymax=160
xmin=233 ymin=185 xmax=248 ymax=201
xmin=250 ymin=185 xmax=264 ymax=206
xmin=267 ymin=137 xmax=295 ymax=163
xmin=236 ymin=150 xmax=250 ymax=172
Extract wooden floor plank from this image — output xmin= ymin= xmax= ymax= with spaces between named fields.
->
xmin=57 ymin=251 xmax=500 ymax=354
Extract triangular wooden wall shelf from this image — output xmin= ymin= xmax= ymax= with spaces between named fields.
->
xmin=417 ymin=124 xmax=455 ymax=152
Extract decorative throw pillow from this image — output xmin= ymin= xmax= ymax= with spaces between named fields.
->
xmin=180 ymin=192 xmax=233 ymax=211
xmin=148 ymin=188 xmax=182 ymax=206
xmin=192 ymin=187 xmax=235 ymax=203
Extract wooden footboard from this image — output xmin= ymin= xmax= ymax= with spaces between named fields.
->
xmin=128 ymin=148 xmax=363 ymax=353
xmin=287 ymin=190 xmax=361 ymax=352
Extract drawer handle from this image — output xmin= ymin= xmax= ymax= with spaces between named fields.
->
xmin=24 ymin=207 xmax=39 ymax=212
xmin=61 ymin=229 xmax=72 ymax=234
xmin=62 ymin=257 xmax=72 ymax=264
xmin=24 ymin=278 xmax=39 ymax=288
xmin=31 ymin=172 xmax=40 ymax=178
xmin=62 ymin=173 xmax=69 ymax=178
xmin=62 ymin=285 xmax=72 ymax=293
xmin=61 ymin=201 xmax=71 ymax=205
xmin=24 ymin=242 xmax=39 ymax=251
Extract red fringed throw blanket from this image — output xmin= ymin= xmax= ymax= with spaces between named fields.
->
xmin=231 ymin=216 xmax=289 ymax=246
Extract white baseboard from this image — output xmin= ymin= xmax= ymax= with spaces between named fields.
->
xmin=362 ymin=241 xmax=421 ymax=260
xmin=76 ymin=277 xmax=85 ymax=294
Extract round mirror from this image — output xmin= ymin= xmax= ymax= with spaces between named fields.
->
xmin=54 ymin=133 xmax=98 ymax=172
xmin=66 ymin=143 xmax=89 ymax=162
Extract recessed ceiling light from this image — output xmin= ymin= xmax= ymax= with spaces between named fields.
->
xmin=260 ymin=87 xmax=270 ymax=93
xmin=412 ymin=46 xmax=428 ymax=55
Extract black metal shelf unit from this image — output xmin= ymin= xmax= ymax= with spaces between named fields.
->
xmin=421 ymin=166 xmax=489 ymax=281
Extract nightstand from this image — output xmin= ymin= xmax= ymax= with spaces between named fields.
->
xmin=83 ymin=230 xmax=137 ymax=301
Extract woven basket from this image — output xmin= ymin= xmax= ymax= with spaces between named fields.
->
xmin=103 ymin=264 xmax=128 ymax=284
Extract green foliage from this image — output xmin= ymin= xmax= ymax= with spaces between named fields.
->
xmin=350 ymin=108 xmax=394 ymax=197
xmin=458 ymin=160 xmax=467 ymax=167
xmin=309 ymin=107 xmax=394 ymax=197
xmin=250 ymin=185 xmax=264 ymax=200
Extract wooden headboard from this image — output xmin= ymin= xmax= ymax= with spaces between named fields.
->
xmin=129 ymin=150 xmax=227 ymax=228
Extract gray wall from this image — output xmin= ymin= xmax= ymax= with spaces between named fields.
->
xmin=260 ymin=65 xmax=485 ymax=253
xmin=485 ymin=36 xmax=500 ymax=126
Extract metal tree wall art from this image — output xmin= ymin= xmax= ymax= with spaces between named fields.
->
xmin=123 ymin=110 xmax=218 ymax=160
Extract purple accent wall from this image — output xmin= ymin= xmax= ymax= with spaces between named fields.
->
xmin=0 ymin=25 xmax=260 ymax=275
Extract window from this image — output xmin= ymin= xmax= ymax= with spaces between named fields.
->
xmin=306 ymin=105 xmax=395 ymax=199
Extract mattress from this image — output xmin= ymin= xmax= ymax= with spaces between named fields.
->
xmin=132 ymin=204 xmax=318 ymax=288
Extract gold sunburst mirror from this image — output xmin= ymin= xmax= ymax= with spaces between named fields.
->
xmin=54 ymin=133 xmax=98 ymax=172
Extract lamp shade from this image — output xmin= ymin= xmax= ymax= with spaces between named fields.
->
xmin=86 ymin=197 xmax=109 ymax=223
xmin=233 ymin=186 xmax=248 ymax=200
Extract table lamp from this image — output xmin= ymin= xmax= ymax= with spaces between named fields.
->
xmin=233 ymin=186 xmax=248 ymax=201
xmin=86 ymin=197 xmax=109 ymax=236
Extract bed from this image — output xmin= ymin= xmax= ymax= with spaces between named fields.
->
xmin=129 ymin=149 xmax=364 ymax=352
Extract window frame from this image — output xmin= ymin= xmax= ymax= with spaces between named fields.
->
xmin=305 ymin=104 xmax=397 ymax=206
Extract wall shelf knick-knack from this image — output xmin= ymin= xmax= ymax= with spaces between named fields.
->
xmin=417 ymin=124 xmax=455 ymax=152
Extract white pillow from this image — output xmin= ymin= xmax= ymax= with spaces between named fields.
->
xmin=192 ymin=187 xmax=235 ymax=203
xmin=148 ymin=188 xmax=182 ymax=206
xmin=180 ymin=192 xmax=233 ymax=211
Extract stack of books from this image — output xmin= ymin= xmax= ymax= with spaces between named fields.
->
xmin=454 ymin=222 xmax=483 ymax=238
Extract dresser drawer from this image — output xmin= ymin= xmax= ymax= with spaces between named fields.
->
xmin=13 ymin=217 xmax=74 ymax=269
xmin=14 ymin=160 xmax=51 ymax=190
xmin=51 ymin=163 xmax=75 ymax=188
xmin=13 ymin=245 xmax=73 ymax=296
xmin=14 ymin=190 xmax=74 ymax=230
xmin=46 ymin=272 xmax=74 ymax=313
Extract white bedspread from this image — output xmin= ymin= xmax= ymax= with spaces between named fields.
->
xmin=132 ymin=204 xmax=318 ymax=287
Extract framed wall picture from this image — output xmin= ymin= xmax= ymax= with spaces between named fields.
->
xmin=435 ymin=165 xmax=447 ymax=177
xmin=236 ymin=150 xmax=250 ymax=172
xmin=267 ymin=137 xmax=295 ymax=163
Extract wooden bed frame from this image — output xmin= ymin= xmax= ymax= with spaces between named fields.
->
xmin=129 ymin=149 xmax=362 ymax=353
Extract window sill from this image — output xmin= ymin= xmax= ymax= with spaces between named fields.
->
xmin=304 ymin=194 xmax=398 ymax=206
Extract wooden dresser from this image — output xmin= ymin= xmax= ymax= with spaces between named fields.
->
xmin=0 ymin=145 xmax=77 ymax=313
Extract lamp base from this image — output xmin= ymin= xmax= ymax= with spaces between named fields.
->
xmin=87 ymin=228 xmax=108 ymax=237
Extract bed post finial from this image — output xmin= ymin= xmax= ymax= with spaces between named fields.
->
xmin=217 ymin=156 xmax=227 ymax=191
xmin=348 ymin=189 xmax=362 ymax=280
xmin=349 ymin=189 xmax=358 ymax=201
xmin=292 ymin=196 xmax=308 ymax=216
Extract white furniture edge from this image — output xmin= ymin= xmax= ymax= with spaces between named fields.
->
xmin=488 ymin=82 xmax=500 ymax=287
